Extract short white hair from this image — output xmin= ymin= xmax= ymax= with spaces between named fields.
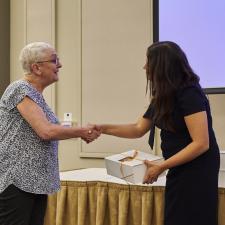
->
xmin=19 ymin=42 xmax=54 ymax=74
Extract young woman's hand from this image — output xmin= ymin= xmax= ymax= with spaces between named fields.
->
xmin=143 ymin=160 xmax=165 ymax=184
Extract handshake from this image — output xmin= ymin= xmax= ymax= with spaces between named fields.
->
xmin=81 ymin=124 xmax=102 ymax=143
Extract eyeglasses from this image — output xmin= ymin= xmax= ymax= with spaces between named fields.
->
xmin=36 ymin=57 xmax=60 ymax=65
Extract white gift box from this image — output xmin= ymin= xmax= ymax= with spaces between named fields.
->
xmin=105 ymin=150 xmax=165 ymax=184
xmin=220 ymin=151 xmax=225 ymax=170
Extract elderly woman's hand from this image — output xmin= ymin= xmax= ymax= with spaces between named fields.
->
xmin=81 ymin=124 xmax=101 ymax=143
xmin=143 ymin=160 xmax=165 ymax=184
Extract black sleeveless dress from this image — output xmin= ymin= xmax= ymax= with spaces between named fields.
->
xmin=143 ymin=84 xmax=220 ymax=225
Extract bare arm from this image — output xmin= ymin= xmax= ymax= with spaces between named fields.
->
xmin=17 ymin=97 xmax=100 ymax=141
xmin=99 ymin=116 xmax=152 ymax=138
xmin=144 ymin=111 xmax=209 ymax=183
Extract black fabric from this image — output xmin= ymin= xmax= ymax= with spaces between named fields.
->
xmin=143 ymin=84 xmax=220 ymax=225
xmin=0 ymin=185 xmax=47 ymax=225
xmin=149 ymin=124 xmax=155 ymax=149
xmin=143 ymin=103 xmax=155 ymax=149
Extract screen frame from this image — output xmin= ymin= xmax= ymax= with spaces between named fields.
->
xmin=152 ymin=0 xmax=225 ymax=94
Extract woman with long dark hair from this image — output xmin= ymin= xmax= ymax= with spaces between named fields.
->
xmin=97 ymin=41 xmax=220 ymax=225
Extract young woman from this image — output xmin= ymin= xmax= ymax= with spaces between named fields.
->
xmin=97 ymin=41 xmax=220 ymax=225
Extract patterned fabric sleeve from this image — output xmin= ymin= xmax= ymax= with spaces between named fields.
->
xmin=2 ymin=83 xmax=30 ymax=110
xmin=2 ymin=81 xmax=43 ymax=111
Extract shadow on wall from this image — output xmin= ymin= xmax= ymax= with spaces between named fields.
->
xmin=0 ymin=0 xmax=10 ymax=97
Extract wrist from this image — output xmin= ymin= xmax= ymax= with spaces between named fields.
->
xmin=98 ymin=124 xmax=105 ymax=133
xmin=159 ymin=162 xmax=168 ymax=172
xmin=75 ymin=127 xmax=86 ymax=138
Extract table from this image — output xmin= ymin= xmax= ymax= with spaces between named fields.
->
xmin=44 ymin=168 xmax=225 ymax=225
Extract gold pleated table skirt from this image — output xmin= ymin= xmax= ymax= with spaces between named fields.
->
xmin=44 ymin=181 xmax=225 ymax=225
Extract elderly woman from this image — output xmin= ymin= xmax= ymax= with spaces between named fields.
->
xmin=0 ymin=42 xmax=100 ymax=225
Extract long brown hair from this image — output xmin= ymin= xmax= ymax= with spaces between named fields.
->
xmin=146 ymin=41 xmax=200 ymax=131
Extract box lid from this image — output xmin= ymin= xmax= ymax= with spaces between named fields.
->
xmin=106 ymin=150 xmax=163 ymax=167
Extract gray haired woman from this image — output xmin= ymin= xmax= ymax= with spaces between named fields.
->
xmin=0 ymin=42 xmax=100 ymax=225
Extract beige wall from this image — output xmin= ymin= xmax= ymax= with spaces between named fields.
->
xmin=10 ymin=0 xmax=56 ymax=109
xmin=0 ymin=0 xmax=10 ymax=96
xmin=56 ymin=0 xmax=153 ymax=169
xmin=208 ymin=94 xmax=225 ymax=150
xmin=10 ymin=0 xmax=225 ymax=171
